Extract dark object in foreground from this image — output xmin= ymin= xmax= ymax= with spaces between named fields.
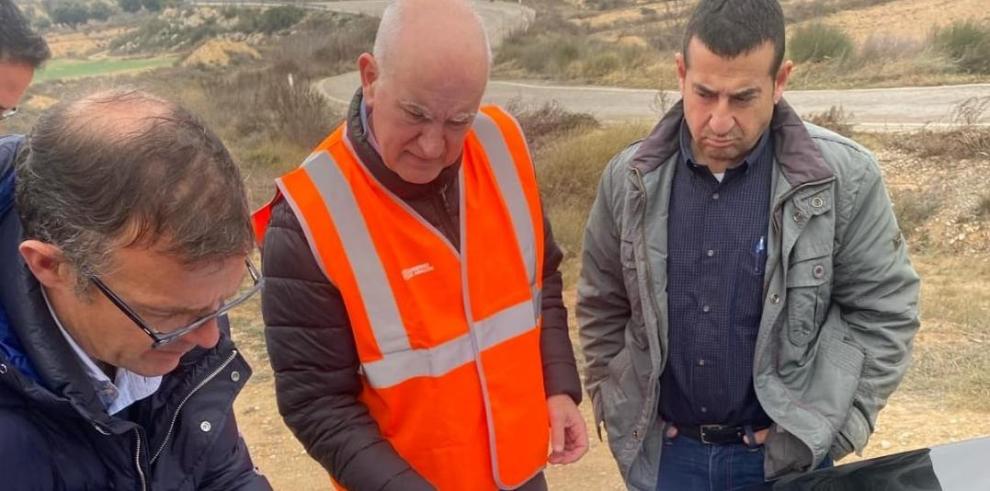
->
xmin=745 ymin=437 xmax=990 ymax=490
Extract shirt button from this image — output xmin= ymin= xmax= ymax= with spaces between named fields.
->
xmin=706 ymin=249 xmax=715 ymax=257
xmin=712 ymin=193 xmax=720 ymax=200
xmin=702 ymin=305 xmax=711 ymax=313
xmin=697 ymin=359 xmax=706 ymax=366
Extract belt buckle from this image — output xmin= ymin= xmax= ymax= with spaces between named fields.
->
xmin=699 ymin=424 xmax=724 ymax=444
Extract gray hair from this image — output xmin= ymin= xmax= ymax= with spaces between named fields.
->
xmin=372 ymin=0 xmax=492 ymax=77
xmin=16 ymin=90 xmax=253 ymax=288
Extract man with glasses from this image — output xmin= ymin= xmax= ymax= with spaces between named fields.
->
xmin=0 ymin=0 xmax=50 ymax=125
xmin=0 ymin=90 xmax=272 ymax=490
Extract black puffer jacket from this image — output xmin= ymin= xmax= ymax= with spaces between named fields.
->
xmin=261 ymin=92 xmax=582 ymax=490
xmin=0 ymin=135 xmax=271 ymax=491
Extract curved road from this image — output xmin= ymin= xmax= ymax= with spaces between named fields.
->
xmin=319 ymin=72 xmax=990 ymax=131
xmin=304 ymin=0 xmax=989 ymax=130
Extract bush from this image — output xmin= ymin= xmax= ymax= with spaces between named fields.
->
xmin=504 ymin=99 xmax=599 ymax=151
xmin=977 ymin=193 xmax=990 ymax=220
xmin=805 ymin=105 xmax=854 ymax=137
xmin=201 ymin=70 xmax=339 ymax=150
xmin=118 ymin=0 xmax=141 ymax=13
xmin=257 ymin=5 xmax=306 ymax=34
xmin=89 ymin=2 xmax=114 ymax=21
xmin=50 ymin=2 xmax=91 ymax=28
xmin=272 ymin=14 xmax=379 ymax=80
xmin=141 ymin=0 xmax=162 ymax=12
xmin=789 ymin=23 xmax=854 ymax=63
xmin=933 ymin=21 xmax=990 ymax=74
xmin=890 ymin=188 xmax=938 ymax=242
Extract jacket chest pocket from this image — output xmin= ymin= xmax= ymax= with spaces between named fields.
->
xmin=785 ymin=252 xmax=832 ymax=348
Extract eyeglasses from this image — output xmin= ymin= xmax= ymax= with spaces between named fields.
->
xmin=0 ymin=107 xmax=17 ymax=121
xmin=90 ymin=259 xmax=264 ymax=349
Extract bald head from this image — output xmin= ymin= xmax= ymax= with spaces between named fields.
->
xmin=372 ymin=0 xmax=491 ymax=82
xmin=17 ymin=89 xmax=252 ymax=282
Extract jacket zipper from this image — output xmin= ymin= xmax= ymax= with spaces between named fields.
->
xmin=149 ymin=350 xmax=239 ymax=464
xmin=632 ymin=169 xmax=668 ymax=373
xmin=435 ymin=182 xmax=459 ymax=247
xmin=134 ymin=429 xmax=147 ymax=491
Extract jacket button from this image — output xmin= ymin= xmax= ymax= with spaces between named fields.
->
xmin=230 ymin=371 xmax=241 ymax=382
xmin=811 ymin=197 xmax=825 ymax=208
xmin=770 ymin=294 xmax=781 ymax=304
xmin=632 ymin=429 xmax=641 ymax=440
xmin=200 ymin=421 xmax=212 ymax=432
xmin=0 ymin=363 xmax=7 ymax=375
xmin=813 ymin=265 xmax=826 ymax=278
xmin=793 ymin=212 xmax=803 ymax=222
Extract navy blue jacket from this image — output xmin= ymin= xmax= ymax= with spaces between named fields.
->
xmin=0 ymin=135 xmax=272 ymax=490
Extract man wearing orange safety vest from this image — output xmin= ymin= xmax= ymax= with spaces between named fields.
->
xmin=252 ymin=1 xmax=588 ymax=489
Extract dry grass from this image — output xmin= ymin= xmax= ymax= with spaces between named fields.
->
xmin=901 ymin=256 xmax=990 ymax=412
xmin=534 ymin=123 xmax=652 ymax=282
xmin=804 ymin=105 xmax=854 ymax=137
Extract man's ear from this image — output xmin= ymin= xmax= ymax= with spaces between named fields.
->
xmin=773 ymin=60 xmax=794 ymax=104
xmin=19 ymin=240 xmax=73 ymax=289
xmin=358 ymin=52 xmax=381 ymax=108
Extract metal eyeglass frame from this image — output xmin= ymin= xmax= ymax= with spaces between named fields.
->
xmin=89 ymin=258 xmax=263 ymax=349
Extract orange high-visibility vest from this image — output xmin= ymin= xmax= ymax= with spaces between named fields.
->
xmin=254 ymin=105 xmax=549 ymax=490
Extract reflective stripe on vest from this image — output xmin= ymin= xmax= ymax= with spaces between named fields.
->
xmin=266 ymin=105 xmax=548 ymax=490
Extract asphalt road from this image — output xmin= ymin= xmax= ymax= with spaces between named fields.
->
xmin=302 ymin=0 xmax=989 ymax=130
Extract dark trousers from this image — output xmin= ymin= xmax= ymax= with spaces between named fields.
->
xmin=657 ymin=432 xmax=833 ymax=491
xmin=503 ymin=472 xmax=547 ymax=491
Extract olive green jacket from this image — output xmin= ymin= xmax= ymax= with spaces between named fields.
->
xmin=577 ymin=100 xmax=921 ymax=489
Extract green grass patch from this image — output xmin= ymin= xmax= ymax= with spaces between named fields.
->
xmin=36 ymin=56 xmax=178 ymax=82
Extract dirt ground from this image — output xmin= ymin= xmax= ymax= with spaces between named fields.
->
xmin=796 ymin=0 xmax=990 ymax=43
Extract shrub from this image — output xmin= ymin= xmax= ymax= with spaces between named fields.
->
xmin=977 ymin=193 xmax=990 ymax=220
xmin=789 ymin=23 xmax=854 ymax=63
xmin=89 ymin=2 xmax=114 ymax=21
xmin=50 ymin=2 xmax=90 ymax=28
xmin=141 ymin=0 xmax=162 ymax=13
xmin=272 ymin=14 xmax=378 ymax=80
xmin=805 ymin=105 xmax=854 ymax=137
xmin=933 ymin=21 xmax=990 ymax=74
xmin=257 ymin=5 xmax=306 ymax=34
xmin=890 ymin=188 xmax=938 ymax=242
xmin=504 ymin=99 xmax=599 ymax=151
xmin=118 ymin=0 xmax=141 ymax=13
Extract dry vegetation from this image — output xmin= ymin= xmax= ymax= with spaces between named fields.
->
xmin=495 ymin=0 xmax=990 ymax=90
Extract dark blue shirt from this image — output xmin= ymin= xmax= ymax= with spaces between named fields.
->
xmin=659 ymin=123 xmax=773 ymax=428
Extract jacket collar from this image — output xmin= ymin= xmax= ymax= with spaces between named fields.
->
xmin=345 ymin=89 xmax=461 ymax=200
xmin=630 ymin=98 xmax=833 ymax=187
xmin=0 ymin=197 xmax=238 ymax=434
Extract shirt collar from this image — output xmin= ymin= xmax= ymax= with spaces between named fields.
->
xmin=359 ymin=99 xmax=384 ymax=156
xmin=679 ymin=122 xmax=771 ymax=174
xmin=41 ymin=288 xmax=161 ymax=416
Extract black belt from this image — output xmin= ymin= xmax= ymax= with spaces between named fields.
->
xmin=676 ymin=424 xmax=769 ymax=445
